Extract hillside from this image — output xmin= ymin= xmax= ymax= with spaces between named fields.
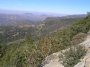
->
xmin=0 ymin=14 xmax=90 ymax=67
xmin=42 ymin=15 xmax=90 ymax=67
xmin=38 ymin=15 xmax=85 ymax=36
xmin=42 ymin=32 xmax=90 ymax=67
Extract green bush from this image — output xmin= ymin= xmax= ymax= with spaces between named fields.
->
xmin=71 ymin=33 xmax=86 ymax=45
xmin=59 ymin=45 xmax=87 ymax=67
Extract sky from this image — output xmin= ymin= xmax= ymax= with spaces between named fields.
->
xmin=0 ymin=0 xmax=90 ymax=14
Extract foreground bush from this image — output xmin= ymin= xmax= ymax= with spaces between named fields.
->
xmin=59 ymin=45 xmax=87 ymax=67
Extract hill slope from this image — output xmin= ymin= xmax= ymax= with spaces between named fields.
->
xmin=0 ymin=14 xmax=90 ymax=67
xmin=42 ymin=32 xmax=90 ymax=67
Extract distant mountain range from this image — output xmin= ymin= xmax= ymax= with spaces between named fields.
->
xmin=0 ymin=9 xmax=87 ymax=26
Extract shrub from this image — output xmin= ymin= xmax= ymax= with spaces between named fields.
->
xmin=71 ymin=33 xmax=86 ymax=45
xmin=59 ymin=45 xmax=87 ymax=67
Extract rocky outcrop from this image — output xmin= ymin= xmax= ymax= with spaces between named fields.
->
xmin=42 ymin=52 xmax=64 ymax=67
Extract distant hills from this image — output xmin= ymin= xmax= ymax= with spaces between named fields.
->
xmin=0 ymin=9 xmax=87 ymax=26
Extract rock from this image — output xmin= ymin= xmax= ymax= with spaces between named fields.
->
xmin=74 ymin=61 xmax=85 ymax=67
xmin=42 ymin=52 xmax=64 ymax=67
xmin=85 ymin=57 xmax=90 ymax=67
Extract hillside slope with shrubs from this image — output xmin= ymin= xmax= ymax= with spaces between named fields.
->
xmin=0 ymin=15 xmax=90 ymax=67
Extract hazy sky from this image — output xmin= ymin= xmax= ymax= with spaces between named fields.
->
xmin=0 ymin=0 xmax=90 ymax=14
